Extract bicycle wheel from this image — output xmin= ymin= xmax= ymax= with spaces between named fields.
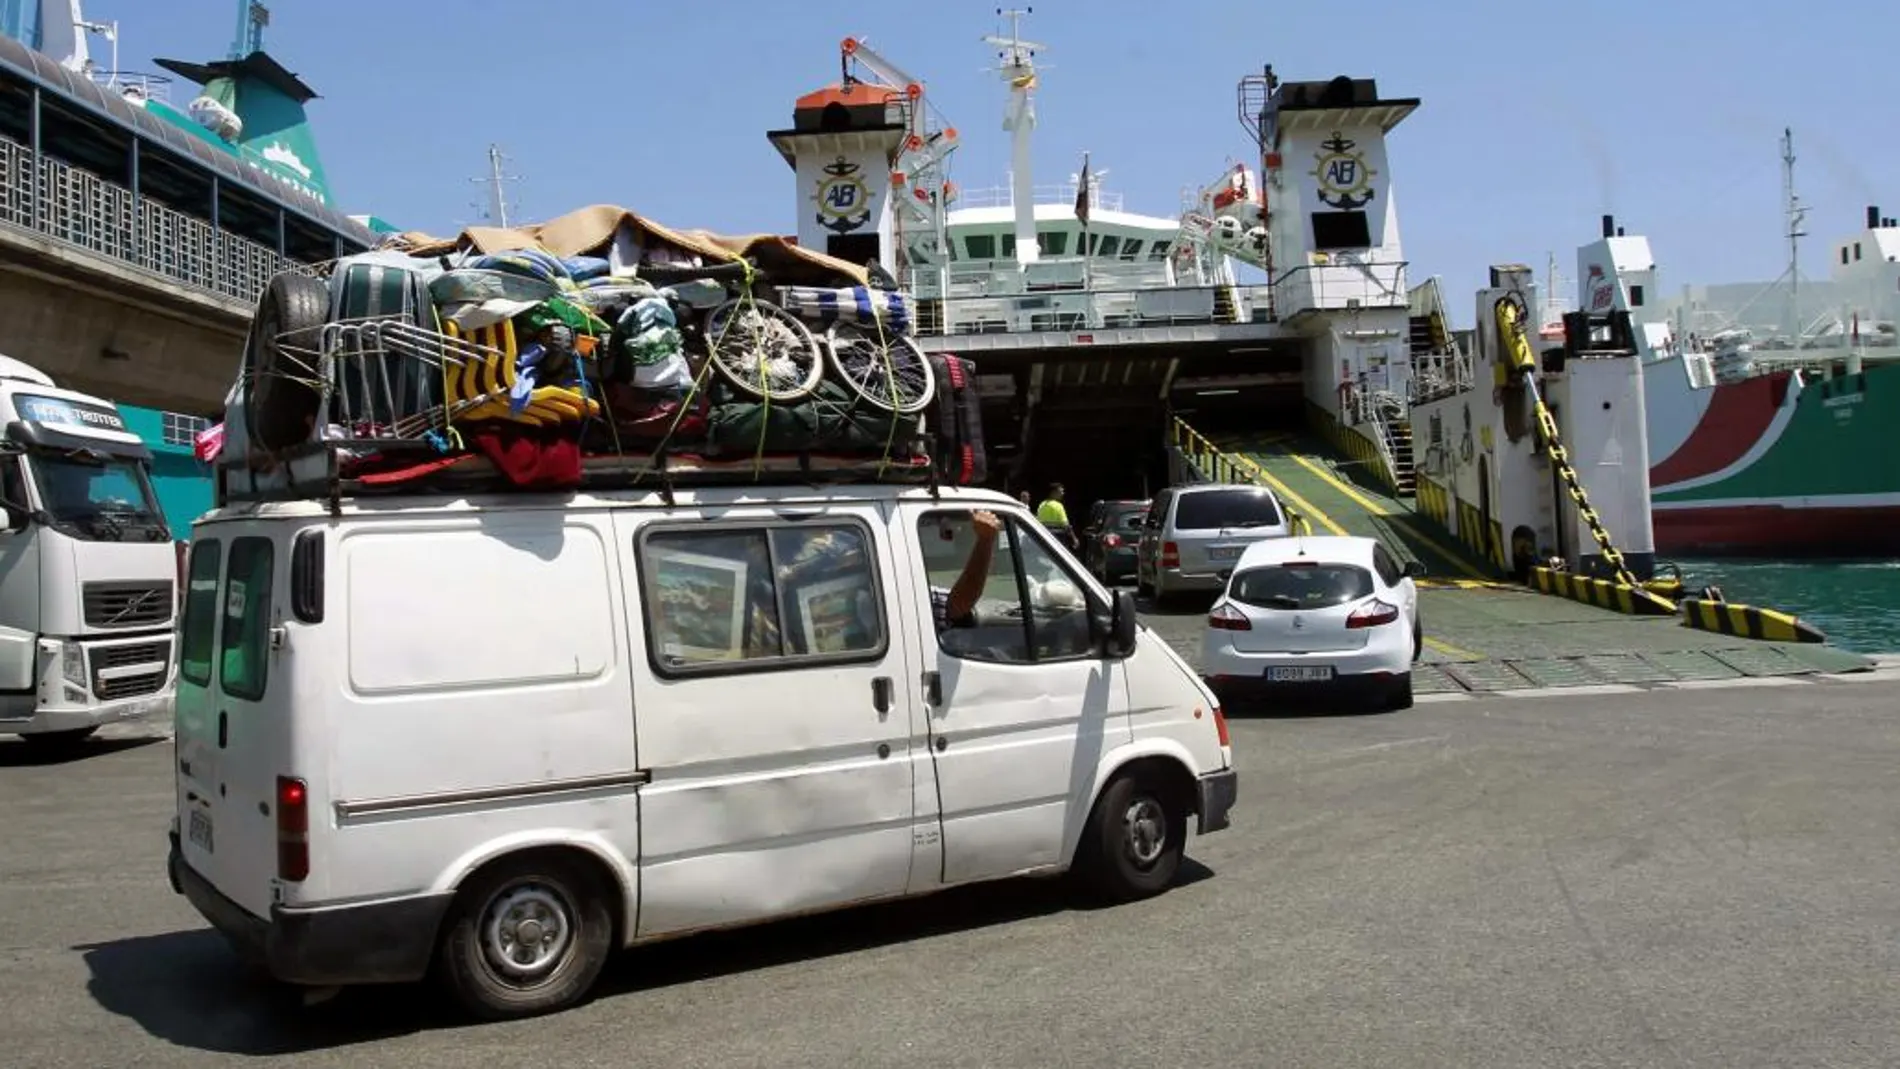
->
xmin=702 ymin=298 xmax=824 ymax=403
xmin=825 ymin=322 xmax=936 ymax=414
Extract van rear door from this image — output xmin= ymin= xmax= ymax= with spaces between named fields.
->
xmin=174 ymin=529 xmax=284 ymax=920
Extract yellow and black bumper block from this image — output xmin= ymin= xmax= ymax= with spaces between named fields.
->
xmin=1530 ymin=566 xmax=1676 ymax=616
xmin=1678 ymin=597 xmax=1827 ymax=644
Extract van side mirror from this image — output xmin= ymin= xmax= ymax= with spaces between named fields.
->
xmin=1402 ymin=561 xmax=1427 ymax=579
xmin=0 ymin=503 xmax=25 ymax=532
xmin=1102 ymin=588 xmax=1139 ymax=656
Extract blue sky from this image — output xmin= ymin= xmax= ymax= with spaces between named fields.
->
xmin=85 ymin=0 xmax=1900 ymax=323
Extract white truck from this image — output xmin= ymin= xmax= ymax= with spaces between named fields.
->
xmin=0 ymin=355 xmax=179 ymax=748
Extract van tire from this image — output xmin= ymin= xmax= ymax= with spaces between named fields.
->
xmin=1072 ymin=768 xmax=1186 ymax=904
xmin=246 ymin=272 xmax=331 ymax=452
xmin=437 ymin=853 xmax=614 ymax=1021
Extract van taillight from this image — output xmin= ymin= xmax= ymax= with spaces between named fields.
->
xmin=1161 ymin=541 xmax=1180 ymax=567
xmin=1213 ymin=705 xmax=1231 ymax=747
xmin=276 ymin=776 xmax=309 ymax=882
xmin=1103 ymin=533 xmax=1122 ymax=548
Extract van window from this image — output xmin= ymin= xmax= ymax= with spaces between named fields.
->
xmin=178 ymin=538 xmax=221 ymax=686
xmin=219 ymin=537 xmax=274 ymax=700
xmin=1173 ymin=488 xmax=1282 ymax=530
xmin=917 ymin=511 xmax=1098 ymax=664
xmin=639 ymin=522 xmax=887 ymax=675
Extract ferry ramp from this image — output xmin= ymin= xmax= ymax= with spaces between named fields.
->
xmin=1162 ymin=428 xmax=1876 ymax=691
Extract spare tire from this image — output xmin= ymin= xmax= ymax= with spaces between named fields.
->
xmin=246 ymin=272 xmax=331 ymax=452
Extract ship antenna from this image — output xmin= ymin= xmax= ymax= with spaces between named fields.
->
xmin=230 ymin=0 xmax=269 ymax=58
xmin=470 ymin=143 xmax=522 ymax=229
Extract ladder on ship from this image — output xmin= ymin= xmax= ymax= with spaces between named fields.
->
xmin=1494 ymin=299 xmax=1672 ymax=608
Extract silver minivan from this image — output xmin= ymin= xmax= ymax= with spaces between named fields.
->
xmin=1137 ymin=483 xmax=1292 ymax=604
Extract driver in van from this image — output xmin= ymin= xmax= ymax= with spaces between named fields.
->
xmin=931 ymin=509 xmax=1001 ymax=629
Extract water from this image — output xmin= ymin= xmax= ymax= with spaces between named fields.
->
xmin=1669 ymin=558 xmax=1900 ymax=654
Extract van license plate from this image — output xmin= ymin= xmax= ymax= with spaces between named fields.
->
xmin=188 ymin=809 xmax=214 ymax=853
xmin=1208 ymin=547 xmax=1242 ymax=560
xmin=1267 ymin=666 xmax=1335 ymax=682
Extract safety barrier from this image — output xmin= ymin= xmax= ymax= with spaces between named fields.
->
xmin=1678 ymin=597 xmax=1827 ymax=644
xmin=1168 ymin=417 xmax=1312 ymax=535
xmin=1531 ymin=566 xmax=1676 ymax=616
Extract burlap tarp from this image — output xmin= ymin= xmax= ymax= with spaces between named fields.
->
xmin=381 ymin=204 xmax=870 ymax=288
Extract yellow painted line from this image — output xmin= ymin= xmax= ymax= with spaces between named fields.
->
xmin=1236 ymin=459 xmax=1350 ymax=537
xmin=1424 ymin=635 xmax=1483 ymax=661
xmin=1278 ymin=451 xmax=1490 ymax=581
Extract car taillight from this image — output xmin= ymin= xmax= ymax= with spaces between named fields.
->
xmin=1208 ymin=603 xmax=1252 ymax=631
xmin=276 ymin=775 xmax=309 ymax=882
xmin=1346 ymin=598 xmax=1400 ymax=629
xmin=1161 ymin=541 xmax=1180 ymax=567
xmin=1213 ymin=704 xmax=1231 ymax=747
xmin=1103 ymin=533 xmax=1122 ymax=548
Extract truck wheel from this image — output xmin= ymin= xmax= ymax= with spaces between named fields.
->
xmin=20 ymin=727 xmax=95 ymax=753
xmin=437 ymin=854 xmax=614 ymax=1021
xmin=1072 ymin=769 xmax=1186 ymax=904
xmin=246 ymin=272 xmax=332 ymax=452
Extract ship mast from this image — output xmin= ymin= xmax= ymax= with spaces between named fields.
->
xmin=471 ymin=143 xmax=521 ymax=229
xmin=984 ymin=8 xmax=1044 ymax=266
xmin=1781 ymin=127 xmax=1807 ymax=339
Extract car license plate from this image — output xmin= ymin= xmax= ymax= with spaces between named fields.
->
xmin=1267 ymin=665 xmax=1335 ymax=682
xmin=188 ymin=808 xmax=214 ymax=853
xmin=1208 ymin=546 xmax=1242 ymax=560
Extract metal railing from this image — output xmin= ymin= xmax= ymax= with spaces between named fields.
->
xmin=952 ymin=183 xmax=1127 ymax=213
xmin=1273 ymin=261 xmax=1409 ymax=316
xmin=0 ymin=132 xmax=308 ymax=309
xmin=914 ymin=283 xmax=1272 ymax=336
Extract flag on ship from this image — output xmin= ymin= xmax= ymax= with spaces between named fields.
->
xmin=1074 ymin=153 xmax=1091 ymax=227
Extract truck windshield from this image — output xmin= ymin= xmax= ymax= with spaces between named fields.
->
xmin=26 ymin=449 xmax=170 ymax=542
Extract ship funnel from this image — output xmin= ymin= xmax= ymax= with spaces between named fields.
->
xmin=1869 ymin=205 xmax=1881 ymax=229
xmin=1601 ymin=214 xmax=1615 ymax=238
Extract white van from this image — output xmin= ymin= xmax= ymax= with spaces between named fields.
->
xmin=165 ymin=483 xmax=1236 ymax=1020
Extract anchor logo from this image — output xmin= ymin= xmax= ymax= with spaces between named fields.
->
xmin=1310 ymin=133 xmax=1376 ymax=210
xmin=813 ymin=157 xmax=873 ymax=234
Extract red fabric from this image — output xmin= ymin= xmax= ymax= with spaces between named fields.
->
xmin=468 ymin=425 xmax=584 ymax=489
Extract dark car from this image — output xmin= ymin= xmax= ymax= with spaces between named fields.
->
xmin=1082 ymin=499 xmax=1150 ymax=584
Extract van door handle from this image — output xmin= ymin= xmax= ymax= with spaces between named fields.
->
xmin=923 ymin=670 xmax=942 ymax=707
xmin=871 ymin=676 xmax=893 ymax=715
xmin=217 ymin=711 xmax=227 ymax=749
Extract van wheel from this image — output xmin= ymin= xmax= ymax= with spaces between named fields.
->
xmin=1073 ymin=770 xmax=1186 ymax=904
xmin=437 ymin=854 xmax=613 ymax=1021
xmin=21 ymin=726 xmax=95 ymax=752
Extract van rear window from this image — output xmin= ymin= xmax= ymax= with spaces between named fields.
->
xmin=178 ymin=539 xmax=220 ymax=687
xmin=220 ymin=537 xmax=273 ymax=701
xmin=1174 ymin=489 xmax=1282 ymax=531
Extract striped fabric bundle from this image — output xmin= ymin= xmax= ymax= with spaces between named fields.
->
xmin=776 ymin=285 xmax=912 ymax=336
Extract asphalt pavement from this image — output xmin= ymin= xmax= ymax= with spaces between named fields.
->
xmin=4 ymin=646 xmax=1899 ymax=1067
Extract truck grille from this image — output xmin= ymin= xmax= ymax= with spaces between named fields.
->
xmin=90 ymin=639 xmax=172 ymax=700
xmin=82 ymin=581 xmax=174 ymax=629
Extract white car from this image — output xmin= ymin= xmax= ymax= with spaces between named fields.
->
xmin=1201 ymin=535 xmax=1424 ymax=710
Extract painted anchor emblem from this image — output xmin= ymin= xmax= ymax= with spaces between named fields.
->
xmin=1310 ymin=133 xmax=1377 ymax=210
xmin=813 ymin=157 xmax=873 ymax=234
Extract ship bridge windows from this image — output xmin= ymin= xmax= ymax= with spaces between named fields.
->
xmin=0 ymin=79 xmax=30 ymax=143
xmin=1311 ymin=209 xmax=1372 ymax=251
xmin=1037 ymin=230 xmax=1068 ymax=256
xmin=965 ymin=233 xmax=996 ymax=260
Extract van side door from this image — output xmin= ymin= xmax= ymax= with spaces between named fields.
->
xmin=618 ymin=503 xmax=928 ymax=936
xmin=896 ymin=502 xmax=1134 ymax=886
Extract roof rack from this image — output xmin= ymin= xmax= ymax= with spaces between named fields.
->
xmin=215 ymin=436 xmax=948 ymax=515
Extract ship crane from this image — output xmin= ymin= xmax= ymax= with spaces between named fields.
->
xmin=838 ymin=35 xmax=961 ymax=264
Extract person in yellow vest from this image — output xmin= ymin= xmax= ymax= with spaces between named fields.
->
xmin=1036 ymin=483 xmax=1075 ymax=551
